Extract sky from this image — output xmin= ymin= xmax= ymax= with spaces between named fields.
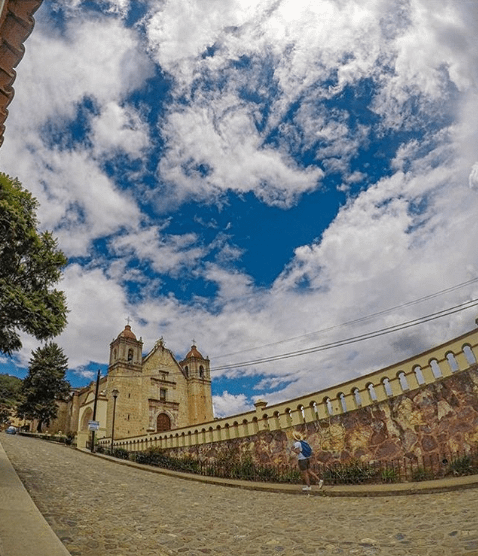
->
xmin=1 ymin=0 xmax=478 ymax=418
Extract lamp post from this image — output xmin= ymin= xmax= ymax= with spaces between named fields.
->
xmin=110 ymin=388 xmax=119 ymax=453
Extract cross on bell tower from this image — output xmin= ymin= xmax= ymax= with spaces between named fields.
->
xmin=109 ymin=323 xmax=143 ymax=370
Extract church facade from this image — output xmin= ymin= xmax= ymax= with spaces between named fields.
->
xmin=69 ymin=325 xmax=214 ymax=448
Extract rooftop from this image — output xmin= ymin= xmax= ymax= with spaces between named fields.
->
xmin=0 ymin=0 xmax=44 ymax=147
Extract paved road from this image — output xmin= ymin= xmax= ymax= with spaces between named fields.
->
xmin=2 ymin=434 xmax=478 ymax=556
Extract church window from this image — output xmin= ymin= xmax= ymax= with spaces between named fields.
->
xmin=160 ymin=388 xmax=167 ymax=401
xmin=199 ymin=365 xmax=204 ymax=378
xmin=184 ymin=365 xmax=189 ymax=377
xmin=128 ymin=348 xmax=133 ymax=362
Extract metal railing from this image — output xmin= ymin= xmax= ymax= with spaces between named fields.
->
xmin=98 ymin=445 xmax=478 ymax=485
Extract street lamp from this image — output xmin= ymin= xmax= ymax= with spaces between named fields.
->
xmin=110 ymin=388 xmax=119 ymax=452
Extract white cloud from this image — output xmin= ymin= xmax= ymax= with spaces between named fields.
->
xmin=56 ymin=264 xmax=134 ymax=368
xmin=110 ymin=226 xmax=207 ymax=275
xmin=470 ymin=164 xmax=478 ymax=190
xmin=9 ymin=15 xmax=153 ymax=129
xmin=2 ymin=0 xmax=478 ymax=417
xmin=213 ymin=391 xmax=252 ymax=418
xmin=90 ymin=102 xmax=151 ymax=159
xmin=31 ymin=149 xmax=142 ymax=257
xmin=0 ymin=12 xmax=153 ymax=257
xmin=157 ymin=99 xmax=323 ymax=209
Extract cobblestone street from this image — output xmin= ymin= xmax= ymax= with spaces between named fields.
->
xmin=2 ymin=434 xmax=478 ymax=556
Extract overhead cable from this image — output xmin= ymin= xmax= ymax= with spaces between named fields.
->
xmin=214 ymin=276 xmax=478 ymax=360
xmin=209 ymin=297 xmax=478 ymax=372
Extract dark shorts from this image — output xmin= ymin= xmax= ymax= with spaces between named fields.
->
xmin=298 ymin=458 xmax=310 ymax=471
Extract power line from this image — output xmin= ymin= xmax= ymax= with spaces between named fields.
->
xmin=88 ymin=279 xmax=478 ymax=381
xmin=209 ymin=297 xmax=478 ymax=372
xmin=213 ymin=276 xmax=478 ymax=360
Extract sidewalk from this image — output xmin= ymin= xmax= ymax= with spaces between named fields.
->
xmin=81 ymin=448 xmax=478 ymax=497
xmin=0 ymin=438 xmax=70 ymax=556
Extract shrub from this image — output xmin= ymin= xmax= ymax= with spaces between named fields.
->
xmin=112 ymin=447 xmax=130 ymax=460
xmin=411 ymin=467 xmax=434 ymax=482
xmin=380 ymin=467 xmax=399 ymax=483
xmin=65 ymin=432 xmax=75 ymax=445
xmin=447 ymin=454 xmax=478 ymax=476
xmin=324 ymin=460 xmax=377 ymax=484
xmin=130 ymin=451 xmax=155 ymax=465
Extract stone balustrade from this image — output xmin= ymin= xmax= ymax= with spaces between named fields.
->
xmin=100 ymin=326 xmax=478 ymax=453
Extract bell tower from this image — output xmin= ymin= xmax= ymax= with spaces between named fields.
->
xmin=107 ymin=324 xmax=144 ymax=440
xmin=180 ymin=343 xmax=213 ymax=425
xmin=109 ymin=324 xmax=143 ymax=371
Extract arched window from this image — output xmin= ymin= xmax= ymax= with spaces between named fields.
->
xmin=413 ymin=365 xmax=425 ymax=385
xmin=463 ymin=345 xmax=477 ymax=365
xmin=430 ymin=359 xmax=442 ymax=378
xmin=398 ymin=371 xmax=409 ymax=391
xmin=199 ymin=365 xmax=204 ymax=378
xmin=338 ymin=393 xmax=347 ymax=413
xmin=382 ymin=378 xmax=393 ymax=397
xmin=367 ymin=383 xmax=377 ymax=402
xmin=446 ymin=352 xmax=459 ymax=372
xmin=127 ymin=348 xmax=133 ymax=362
xmin=352 ymin=388 xmax=362 ymax=408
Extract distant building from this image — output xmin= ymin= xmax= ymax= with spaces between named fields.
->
xmin=50 ymin=325 xmax=214 ymax=448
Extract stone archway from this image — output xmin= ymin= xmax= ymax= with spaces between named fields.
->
xmin=156 ymin=413 xmax=171 ymax=432
xmin=80 ymin=407 xmax=93 ymax=432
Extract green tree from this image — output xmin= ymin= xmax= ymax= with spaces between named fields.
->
xmin=17 ymin=342 xmax=70 ymax=432
xmin=0 ymin=173 xmax=68 ymax=355
xmin=0 ymin=373 xmax=22 ymax=406
xmin=0 ymin=374 xmax=23 ymax=425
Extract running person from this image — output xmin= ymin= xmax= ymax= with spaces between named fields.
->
xmin=292 ymin=430 xmax=323 ymax=491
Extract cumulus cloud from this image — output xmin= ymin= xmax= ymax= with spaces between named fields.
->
xmin=9 ymin=15 xmax=153 ymax=128
xmin=90 ymin=102 xmax=151 ymax=159
xmin=213 ymin=391 xmax=252 ymax=418
xmin=110 ymin=226 xmax=207 ymax=276
xmin=1 ymin=0 xmax=478 ymax=416
xmin=0 ymin=12 xmax=154 ymax=257
xmin=469 ymin=163 xmax=478 ymax=190
xmin=157 ymin=99 xmax=323 ymax=209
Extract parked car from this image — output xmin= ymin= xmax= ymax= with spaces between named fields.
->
xmin=5 ymin=426 xmax=17 ymax=434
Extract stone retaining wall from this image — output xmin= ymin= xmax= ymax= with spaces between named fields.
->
xmin=136 ymin=366 xmax=478 ymax=467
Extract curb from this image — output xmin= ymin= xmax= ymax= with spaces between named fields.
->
xmin=0 ymin=438 xmax=71 ymax=556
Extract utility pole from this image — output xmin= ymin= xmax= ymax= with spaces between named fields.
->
xmin=90 ymin=370 xmax=101 ymax=453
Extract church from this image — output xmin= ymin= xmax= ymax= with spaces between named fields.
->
xmin=68 ymin=324 xmax=214 ymax=448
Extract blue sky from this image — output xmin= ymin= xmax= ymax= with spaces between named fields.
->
xmin=1 ymin=0 xmax=478 ymax=417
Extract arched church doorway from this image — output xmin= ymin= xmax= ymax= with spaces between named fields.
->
xmin=156 ymin=413 xmax=171 ymax=432
xmin=81 ymin=408 xmax=93 ymax=431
